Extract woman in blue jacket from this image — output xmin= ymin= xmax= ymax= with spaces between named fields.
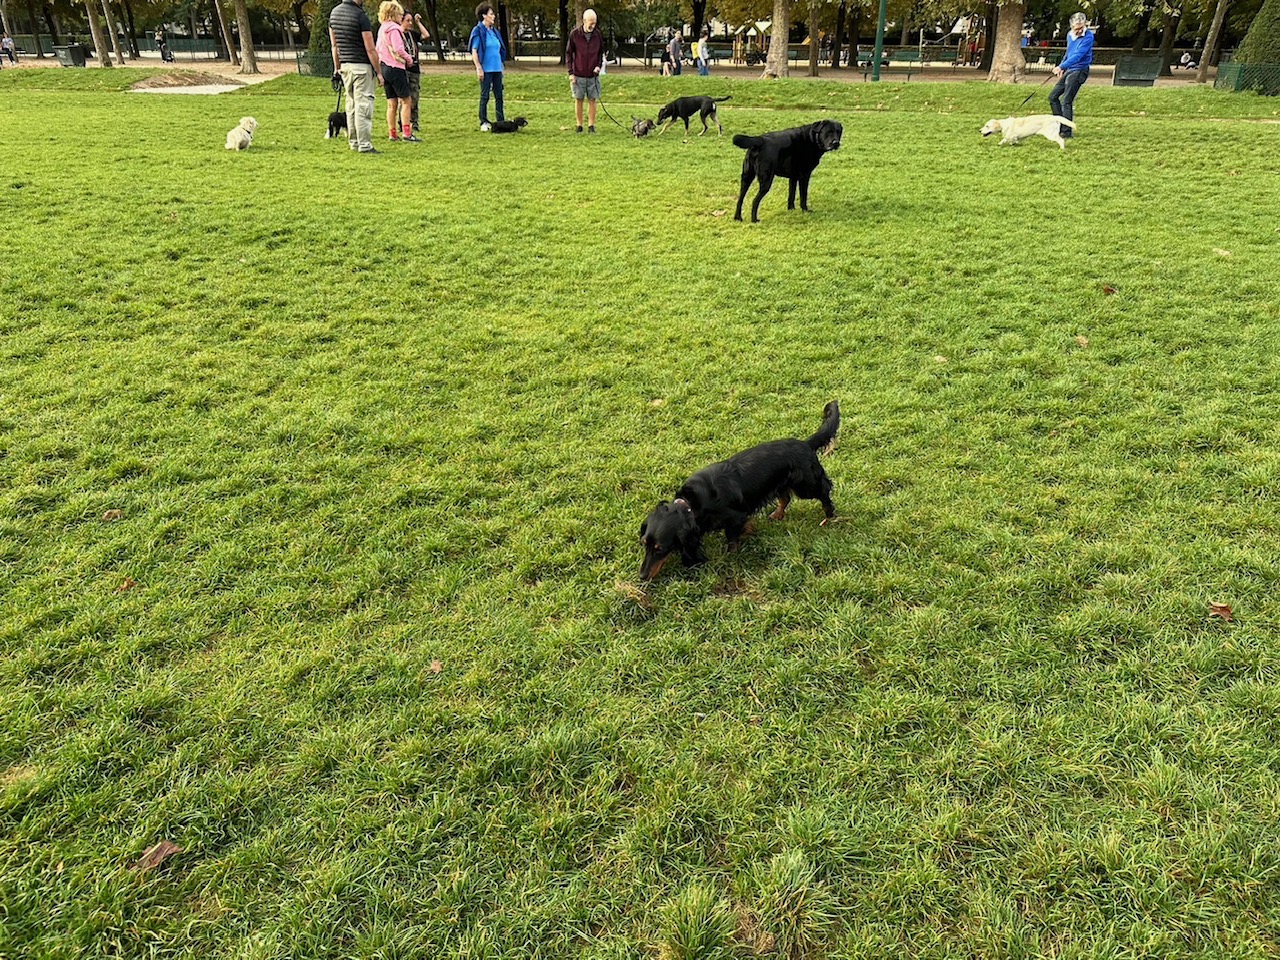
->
xmin=1050 ymin=13 xmax=1094 ymax=140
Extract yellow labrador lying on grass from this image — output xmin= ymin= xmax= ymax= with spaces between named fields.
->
xmin=980 ymin=115 xmax=1075 ymax=149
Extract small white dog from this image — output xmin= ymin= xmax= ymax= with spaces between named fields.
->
xmin=980 ymin=114 xmax=1075 ymax=149
xmin=225 ymin=116 xmax=258 ymax=151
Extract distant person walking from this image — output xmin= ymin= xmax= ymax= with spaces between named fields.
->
xmin=469 ymin=3 xmax=508 ymax=132
xmin=697 ymin=29 xmax=711 ymax=75
xmin=2 ymin=32 xmax=17 ymax=64
xmin=566 ymin=8 xmax=604 ymax=134
xmin=375 ymin=0 xmax=418 ymax=142
xmin=330 ymin=0 xmax=383 ymax=153
xmin=1050 ymin=12 xmax=1093 ymax=140
xmin=668 ymin=30 xmax=682 ymax=75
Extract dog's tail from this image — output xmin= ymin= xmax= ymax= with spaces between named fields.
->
xmin=1059 ymin=118 xmax=1076 ymax=128
xmin=712 ymin=96 xmax=732 ymax=103
xmin=806 ymin=401 xmax=841 ymax=454
xmin=732 ymin=134 xmax=764 ymax=150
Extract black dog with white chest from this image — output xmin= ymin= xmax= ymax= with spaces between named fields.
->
xmin=639 ymin=402 xmax=840 ymax=580
xmin=326 ymin=111 xmax=348 ymax=140
xmin=733 ymin=119 xmax=843 ymax=222
xmin=656 ymin=95 xmax=731 ymax=136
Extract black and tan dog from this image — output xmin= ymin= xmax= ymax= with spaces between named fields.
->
xmin=656 ymin=95 xmax=731 ymax=136
xmin=733 ymin=119 xmax=843 ymax=222
xmin=639 ymin=401 xmax=840 ymax=580
xmin=489 ymin=117 xmax=528 ymax=133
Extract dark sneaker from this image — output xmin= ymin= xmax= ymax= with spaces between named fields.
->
xmin=575 ymin=125 xmax=584 ymax=134
xmin=402 ymin=134 xmax=422 ymax=142
xmin=358 ymin=146 xmax=381 ymax=154
xmin=588 ymin=125 xmax=597 ymax=134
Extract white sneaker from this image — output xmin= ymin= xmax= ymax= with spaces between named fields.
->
xmin=480 ymin=122 xmax=491 ymax=132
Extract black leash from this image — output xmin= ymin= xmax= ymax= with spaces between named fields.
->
xmin=1017 ymin=72 xmax=1055 ymax=108
xmin=596 ymin=93 xmax=629 ymax=131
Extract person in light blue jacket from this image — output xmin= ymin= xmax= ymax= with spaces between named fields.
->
xmin=1050 ymin=13 xmax=1093 ymax=140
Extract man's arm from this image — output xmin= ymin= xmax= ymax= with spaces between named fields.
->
xmin=330 ymin=27 xmax=341 ymax=72
xmin=362 ymin=30 xmax=382 ymax=82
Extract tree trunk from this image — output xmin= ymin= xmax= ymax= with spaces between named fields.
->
xmin=979 ymin=2 xmax=996 ymax=71
xmin=807 ymin=0 xmax=819 ymax=74
xmin=0 ymin=0 xmax=14 ymax=40
xmin=24 ymin=0 xmax=43 ymax=55
xmin=84 ymin=0 xmax=110 ymax=64
xmin=1158 ymin=8 xmax=1181 ymax=75
xmin=692 ymin=0 xmax=706 ymax=38
xmin=291 ymin=0 xmax=308 ymax=43
xmin=122 ymin=0 xmax=140 ymax=57
xmin=41 ymin=2 xmax=59 ymax=43
xmin=421 ymin=0 xmax=443 ymax=61
xmin=213 ymin=0 xmax=239 ymax=64
xmin=1195 ymin=0 xmax=1230 ymax=81
xmin=101 ymin=0 xmax=126 ymax=64
xmin=497 ymin=1 xmax=511 ymax=60
xmin=832 ymin=0 xmax=845 ymax=67
xmin=986 ymin=0 xmax=1026 ymax=81
xmin=233 ymin=0 xmax=257 ymax=72
xmin=762 ymin=0 xmax=791 ymax=76
xmin=1131 ymin=2 xmax=1154 ymax=53
xmin=558 ymin=0 xmax=568 ymax=62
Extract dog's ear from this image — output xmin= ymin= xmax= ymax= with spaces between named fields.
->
xmin=639 ymin=519 xmax=648 ymax=540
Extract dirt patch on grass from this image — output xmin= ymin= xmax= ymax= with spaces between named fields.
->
xmin=130 ymin=72 xmax=246 ymax=91
xmin=1 ymin=764 xmax=38 ymax=789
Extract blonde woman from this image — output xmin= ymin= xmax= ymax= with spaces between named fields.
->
xmin=375 ymin=0 xmax=418 ymax=141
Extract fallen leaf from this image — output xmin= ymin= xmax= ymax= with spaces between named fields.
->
xmin=1209 ymin=602 xmax=1233 ymax=622
xmin=1075 ymin=335 xmax=1090 ymax=347
xmin=1214 ymin=248 xmax=1232 ymax=258
xmin=711 ymin=210 xmax=726 ymax=217
xmin=934 ymin=355 xmax=948 ymax=363
xmin=133 ymin=840 xmax=182 ymax=871
xmin=429 ymin=659 xmax=443 ymax=674
xmin=1102 ymin=284 xmax=1118 ymax=295
xmin=116 ymin=577 xmax=138 ymax=593
xmin=649 ymin=398 xmax=665 ymax=407
xmin=102 ymin=509 xmax=123 ymax=521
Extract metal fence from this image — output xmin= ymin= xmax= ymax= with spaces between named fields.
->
xmin=1215 ymin=61 xmax=1280 ymax=95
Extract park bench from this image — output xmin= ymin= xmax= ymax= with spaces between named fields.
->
xmin=861 ymin=48 xmax=924 ymax=80
xmin=1113 ymin=53 xmax=1161 ymax=86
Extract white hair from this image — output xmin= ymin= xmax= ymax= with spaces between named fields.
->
xmin=1069 ymin=12 xmax=1088 ymax=26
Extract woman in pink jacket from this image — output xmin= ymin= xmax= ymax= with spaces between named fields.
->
xmin=375 ymin=1 xmax=419 ymax=141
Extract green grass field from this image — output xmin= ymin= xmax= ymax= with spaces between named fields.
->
xmin=3 ymin=67 xmax=1280 ymax=958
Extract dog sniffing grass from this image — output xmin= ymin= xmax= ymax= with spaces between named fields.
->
xmin=2 ymin=70 xmax=1280 ymax=958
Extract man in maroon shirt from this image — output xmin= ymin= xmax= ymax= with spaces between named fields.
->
xmin=566 ymin=9 xmax=604 ymax=134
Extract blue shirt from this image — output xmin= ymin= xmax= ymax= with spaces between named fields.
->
xmin=1059 ymin=28 xmax=1094 ymax=72
xmin=470 ymin=24 xmax=504 ymax=72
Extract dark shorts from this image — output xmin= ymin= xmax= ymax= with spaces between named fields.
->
xmin=382 ymin=65 xmax=410 ymax=99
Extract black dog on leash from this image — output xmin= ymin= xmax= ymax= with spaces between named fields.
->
xmin=638 ymin=402 xmax=840 ymax=580
xmin=327 ymin=110 xmax=348 ymax=139
xmin=733 ymin=119 xmax=843 ymax=222
xmin=656 ymin=95 xmax=731 ymax=136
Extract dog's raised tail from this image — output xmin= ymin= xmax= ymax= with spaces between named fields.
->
xmin=806 ymin=401 xmax=840 ymax=454
xmin=713 ymin=96 xmax=732 ymax=103
xmin=732 ymin=133 xmax=764 ymax=150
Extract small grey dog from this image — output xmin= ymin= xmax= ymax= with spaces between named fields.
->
xmin=632 ymin=116 xmax=657 ymax=138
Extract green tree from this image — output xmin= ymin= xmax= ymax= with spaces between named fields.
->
xmin=1234 ymin=0 xmax=1279 ymax=58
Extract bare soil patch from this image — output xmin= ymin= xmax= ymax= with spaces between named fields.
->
xmin=130 ymin=72 xmax=246 ymax=90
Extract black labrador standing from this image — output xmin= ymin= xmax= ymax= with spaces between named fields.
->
xmin=732 ymin=119 xmax=843 ymax=222
xmin=656 ymin=95 xmax=732 ymax=136
xmin=638 ymin=401 xmax=840 ymax=580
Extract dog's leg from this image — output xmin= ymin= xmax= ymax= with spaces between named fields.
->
xmin=724 ymin=516 xmax=751 ymax=551
xmin=787 ymin=178 xmax=798 ymax=210
xmin=769 ymin=495 xmax=791 ymax=521
xmin=751 ymin=173 xmax=775 ymax=223
xmin=734 ymin=162 xmax=755 ymax=221
xmin=798 ymin=173 xmax=811 ymax=212
xmin=680 ymin=533 xmax=708 ymax=568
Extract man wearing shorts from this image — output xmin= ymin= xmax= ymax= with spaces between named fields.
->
xmin=566 ymin=8 xmax=604 ymax=134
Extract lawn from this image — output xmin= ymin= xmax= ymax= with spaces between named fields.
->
xmin=2 ymin=67 xmax=1280 ymax=959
